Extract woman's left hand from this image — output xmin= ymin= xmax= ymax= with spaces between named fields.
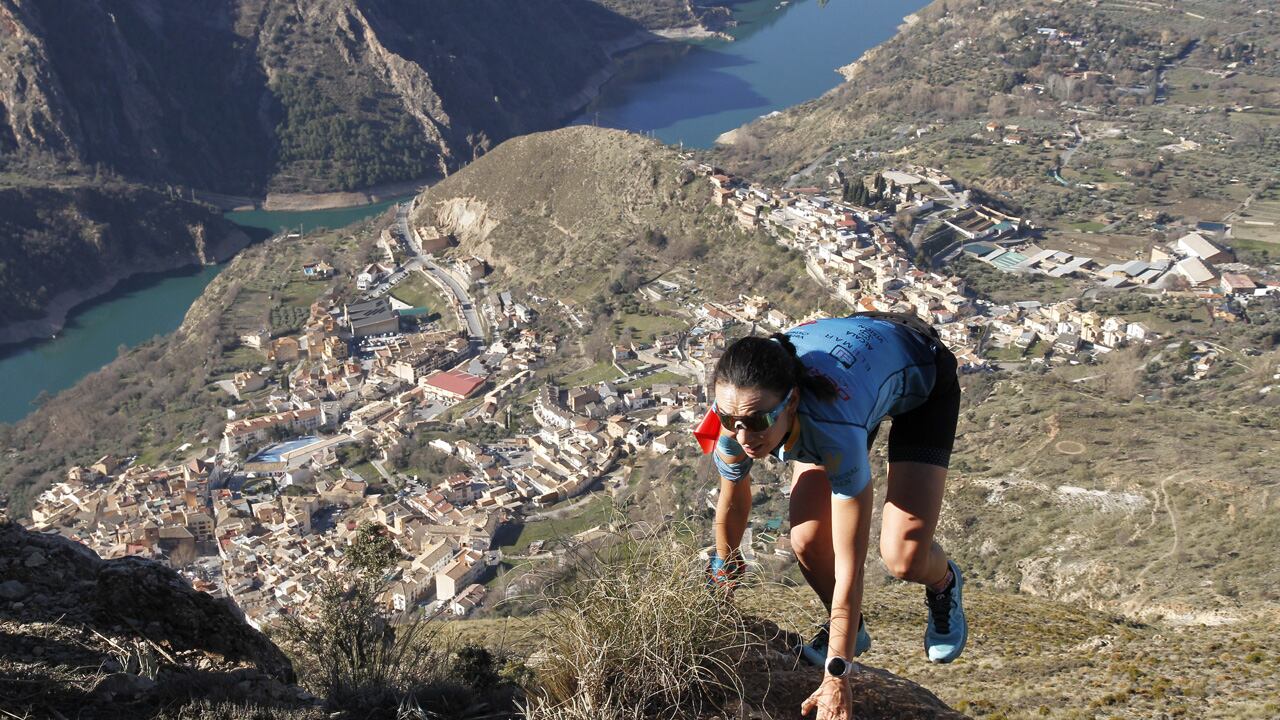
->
xmin=801 ymin=674 xmax=852 ymax=719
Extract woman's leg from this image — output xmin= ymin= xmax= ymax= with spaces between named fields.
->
xmin=789 ymin=462 xmax=836 ymax=608
xmin=882 ymin=459 xmax=968 ymax=663
xmin=790 ymin=462 xmax=878 ymax=607
xmin=880 ymin=461 xmax=950 ymax=588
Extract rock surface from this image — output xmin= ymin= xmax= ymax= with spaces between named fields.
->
xmin=727 ymin=619 xmax=968 ymax=720
xmin=0 ymin=519 xmax=308 ymax=718
xmin=0 ymin=0 xmax=647 ymax=195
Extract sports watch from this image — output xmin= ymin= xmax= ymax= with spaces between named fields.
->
xmin=824 ymin=655 xmax=852 ymax=678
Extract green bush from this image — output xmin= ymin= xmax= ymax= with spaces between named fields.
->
xmin=275 ymin=573 xmax=444 ymax=712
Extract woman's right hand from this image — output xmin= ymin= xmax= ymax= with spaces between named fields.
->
xmin=801 ymin=675 xmax=853 ymax=719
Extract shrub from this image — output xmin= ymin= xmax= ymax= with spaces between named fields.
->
xmin=346 ymin=522 xmax=402 ymax=576
xmin=274 ymin=573 xmax=446 ymax=713
xmin=522 ymin=529 xmax=760 ymax=720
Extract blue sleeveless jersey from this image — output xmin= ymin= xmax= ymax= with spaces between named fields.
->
xmin=713 ymin=316 xmax=941 ymax=498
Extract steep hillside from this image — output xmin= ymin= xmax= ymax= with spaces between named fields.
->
xmin=413 ymin=126 xmax=832 ymax=314
xmin=1 ymin=520 xmax=976 ymax=720
xmin=0 ymin=180 xmax=248 ymax=342
xmin=942 ymin=355 xmax=1280 ymax=616
xmin=462 ymin=576 xmax=1280 ymax=719
xmin=713 ymin=0 xmax=1280 ymax=233
xmin=0 ymin=0 xmax=647 ymax=195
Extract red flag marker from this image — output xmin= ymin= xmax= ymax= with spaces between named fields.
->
xmin=693 ymin=406 xmax=721 ymax=455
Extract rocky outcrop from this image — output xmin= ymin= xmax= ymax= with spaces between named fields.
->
xmin=733 ymin=619 xmax=968 ymax=719
xmin=0 ymin=519 xmax=309 ymax=718
xmin=0 ymin=181 xmax=249 ymax=342
xmin=0 ymin=0 xmax=82 ymax=158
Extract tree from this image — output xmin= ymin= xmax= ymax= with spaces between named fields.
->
xmin=347 ymin=522 xmax=401 ymax=575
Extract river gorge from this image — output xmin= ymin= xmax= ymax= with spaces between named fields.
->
xmin=0 ymin=0 xmax=925 ymax=424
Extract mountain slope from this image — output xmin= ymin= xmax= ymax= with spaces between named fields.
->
xmin=412 ymin=126 xmax=833 ymax=314
xmin=0 ymin=181 xmax=247 ymax=340
xmin=712 ymin=0 xmax=1280 ymax=231
xmin=0 ymin=519 xmax=307 ymax=719
xmin=0 ymin=0 xmax=648 ymax=195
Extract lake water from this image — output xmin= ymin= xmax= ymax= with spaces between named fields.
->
xmin=1 ymin=0 xmax=922 ymax=423
xmin=0 ymin=266 xmax=223 ymax=423
xmin=0 ymin=198 xmax=407 ymax=424
xmin=575 ymin=0 xmax=925 ymax=147
xmin=224 ymin=196 xmax=406 ymax=235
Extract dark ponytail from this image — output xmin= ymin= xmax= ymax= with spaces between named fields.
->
xmin=712 ymin=333 xmax=838 ymax=402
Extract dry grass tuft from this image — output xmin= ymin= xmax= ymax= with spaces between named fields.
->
xmin=521 ymin=527 xmax=764 ymax=720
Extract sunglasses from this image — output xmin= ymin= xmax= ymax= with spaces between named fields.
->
xmin=713 ymin=389 xmax=793 ymax=433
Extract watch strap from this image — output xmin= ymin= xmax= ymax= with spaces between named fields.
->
xmin=825 ymin=655 xmax=851 ymax=678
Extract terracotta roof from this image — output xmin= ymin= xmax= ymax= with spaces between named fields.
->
xmin=224 ymin=407 xmax=320 ymax=438
xmin=423 ymin=370 xmax=486 ymax=398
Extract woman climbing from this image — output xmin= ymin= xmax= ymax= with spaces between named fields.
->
xmin=701 ymin=313 xmax=967 ymax=720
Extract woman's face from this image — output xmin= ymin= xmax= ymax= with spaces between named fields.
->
xmin=713 ymin=383 xmax=796 ymax=459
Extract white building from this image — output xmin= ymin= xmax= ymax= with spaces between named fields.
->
xmin=1176 ymin=233 xmax=1231 ymax=264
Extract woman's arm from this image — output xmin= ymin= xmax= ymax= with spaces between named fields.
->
xmin=801 ymin=480 xmax=873 ymax=720
xmin=827 ymin=482 xmax=874 ymax=660
xmin=711 ymin=431 xmax=754 ymax=571
xmin=714 ymin=472 xmax=752 ymax=566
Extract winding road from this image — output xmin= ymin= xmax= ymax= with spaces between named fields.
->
xmin=395 ymin=202 xmax=486 ymax=343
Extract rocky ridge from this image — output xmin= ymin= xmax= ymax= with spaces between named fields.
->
xmin=0 ymin=519 xmax=308 ymax=718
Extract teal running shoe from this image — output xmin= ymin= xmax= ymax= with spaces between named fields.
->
xmin=924 ymin=560 xmax=967 ymax=663
xmin=797 ymin=615 xmax=872 ymax=666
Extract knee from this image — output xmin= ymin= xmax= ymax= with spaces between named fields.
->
xmin=880 ymin=541 xmax=929 ymax=582
xmin=789 ymin=524 xmax=830 ymax=565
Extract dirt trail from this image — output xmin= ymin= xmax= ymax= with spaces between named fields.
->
xmin=1132 ymin=471 xmax=1186 ymax=602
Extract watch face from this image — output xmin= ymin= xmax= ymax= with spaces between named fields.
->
xmin=825 ymin=656 xmax=848 ymax=677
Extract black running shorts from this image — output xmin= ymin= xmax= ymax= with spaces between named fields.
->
xmin=857 ymin=313 xmax=961 ymax=469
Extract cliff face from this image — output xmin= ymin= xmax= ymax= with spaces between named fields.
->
xmin=0 ymin=0 xmax=660 ymax=337
xmin=0 ymin=182 xmax=248 ymax=339
xmin=0 ymin=520 xmax=308 ymax=718
xmin=0 ymin=0 xmax=645 ymax=195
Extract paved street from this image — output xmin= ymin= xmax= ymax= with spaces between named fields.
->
xmin=395 ymin=202 xmax=486 ymax=343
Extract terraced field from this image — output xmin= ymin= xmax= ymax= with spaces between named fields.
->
xmin=1232 ymin=187 xmax=1280 ymax=245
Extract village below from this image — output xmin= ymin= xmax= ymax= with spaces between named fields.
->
xmin=21 ymin=144 xmax=1276 ymax=628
